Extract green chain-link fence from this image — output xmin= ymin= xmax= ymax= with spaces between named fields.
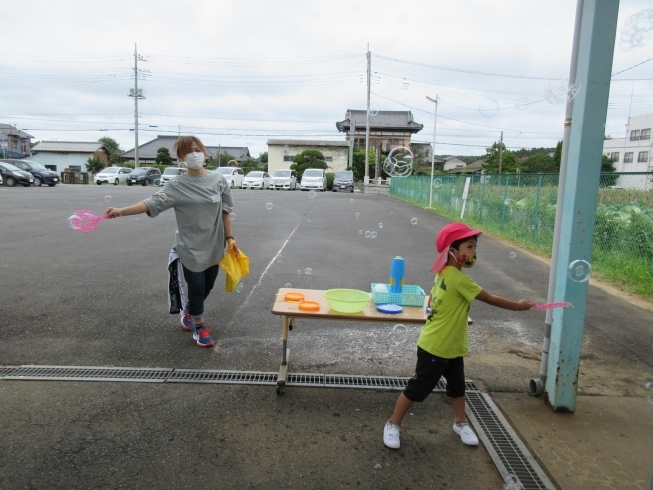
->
xmin=391 ymin=172 xmax=653 ymax=298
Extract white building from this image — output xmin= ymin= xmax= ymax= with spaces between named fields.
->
xmin=267 ymin=139 xmax=350 ymax=175
xmin=603 ymin=113 xmax=652 ymax=173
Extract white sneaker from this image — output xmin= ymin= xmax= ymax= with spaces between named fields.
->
xmin=453 ymin=422 xmax=479 ymax=446
xmin=383 ymin=422 xmax=401 ymax=449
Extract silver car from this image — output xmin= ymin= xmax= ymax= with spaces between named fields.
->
xmin=95 ymin=167 xmax=132 ymax=185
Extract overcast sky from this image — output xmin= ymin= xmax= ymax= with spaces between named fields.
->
xmin=1 ymin=0 xmax=652 ymax=158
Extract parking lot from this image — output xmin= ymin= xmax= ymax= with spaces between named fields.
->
xmin=1 ymin=184 xmax=652 ymax=489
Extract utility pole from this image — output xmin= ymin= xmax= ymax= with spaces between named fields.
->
xmin=364 ymin=43 xmax=371 ymax=184
xmin=130 ymin=43 xmax=147 ymax=168
xmin=348 ymin=118 xmax=356 ymax=170
xmin=426 ymin=95 xmax=439 ymax=208
xmin=498 ymin=131 xmax=504 ymax=174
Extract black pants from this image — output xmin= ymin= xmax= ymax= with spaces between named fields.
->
xmin=182 ymin=264 xmax=219 ymax=319
xmin=403 ymin=347 xmax=466 ymax=402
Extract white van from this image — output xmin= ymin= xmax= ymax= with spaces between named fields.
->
xmin=300 ymin=168 xmax=327 ymax=191
xmin=215 ymin=167 xmax=244 ymax=188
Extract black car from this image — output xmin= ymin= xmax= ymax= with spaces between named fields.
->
xmin=127 ymin=167 xmax=162 ymax=186
xmin=7 ymin=159 xmax=59 ymax=187
xmin=332 ymin=170 xmax=354 ymax=192
xmin=0 ymin=161 xmax=35 ymax=187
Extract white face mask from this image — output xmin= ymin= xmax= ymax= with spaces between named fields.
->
xmin=185 ymin=152 xmax=205 ymax=169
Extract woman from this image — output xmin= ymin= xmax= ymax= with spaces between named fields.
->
xmin=105 ymin=136 xmax=237 ymax=348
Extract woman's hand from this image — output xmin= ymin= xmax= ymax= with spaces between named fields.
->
xmin=105 ymin=207 xmax=122 ymax=219
xmin=227 ymin=238 xmax=239 ymax=255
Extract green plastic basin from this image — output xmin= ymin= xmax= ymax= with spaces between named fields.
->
xmin=323 ymin=289 xmax=372 ymax=313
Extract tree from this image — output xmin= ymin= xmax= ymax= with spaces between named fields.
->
xmin=409 ymin=143 xmax=432 ymax=171
xmin=351 ymin=148 xmax=376 ymax=181
xmin=258 ymin=152 xmax=268 ymax=164
xmin=99 ymin=137 xmax=121 ymax=154
xmin=523 ymin=153 xmax=557 ymax=173
xmin=155 ymin=147 xmax=173 ymax=166
xmin=108 ymin=150 xmax=122 ymax=165
xmin=291 ymin=149 xmax=327 ymax=181
xmin=553 ymin=140 xmax=562 ymax=168
xmin=601 ymin=154 xmax=616 ymax=172
xmin=481 ymin=141 xmax=519 ymax=173
xmin=207 ymin=152 xmax=237 ymax=168
xmin=85 ymin=157 xmax=104 ymax=174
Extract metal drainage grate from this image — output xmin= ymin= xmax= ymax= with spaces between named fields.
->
xmin=2 ymin=365 xmax=172 ymax=383
xmin=0 ymin=366 xmax=18 ymax=378
xmin=167 ymin=369 xmax=277 ymax=385
xmin=466 ymin=391 xmax=555 ymax=490
xmin=287 ymin=373 xmax=325 ymax=387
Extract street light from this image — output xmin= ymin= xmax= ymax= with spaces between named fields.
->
xmin=426 ymin=95 xmax=439 ymax=209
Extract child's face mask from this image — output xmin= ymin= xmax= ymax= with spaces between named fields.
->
xmin=450 ymin=248 xmax=477 ymax=268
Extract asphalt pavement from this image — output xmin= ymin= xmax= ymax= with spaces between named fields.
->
xmin=1 ymin=183 xmax=652 ymax=489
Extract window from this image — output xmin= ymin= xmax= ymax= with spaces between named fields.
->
xmin=630 ymin=129 xmax=640 ymax=141
xmin=13 ymin=141 xmax=17 ymax=148
xmin=324 ymin=156 xmax=332 ymax=162
xmin=21 ymin=143 xmax=27 ymax=153
xmin=624 ymin=152 xmax=633 ymax=163
xmin=283 ymin=155 xmax=294 ymax=162
xmin=45 ymin=165 xmax=57 ymax=172
xmin=638 ymin=151 xmax=649 ymax=163
xmin=640 ymin=128 xmax=651 ymax=140
xmin=610 ymin=152 xmax=619 ymax=162
xmin=70 ymin=165 xmax=81 ymax=171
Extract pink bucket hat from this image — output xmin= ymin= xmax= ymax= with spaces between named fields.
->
xmin=430 ymin=222 xmax=482 ymax=273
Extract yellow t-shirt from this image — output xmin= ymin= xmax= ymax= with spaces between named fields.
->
xmin=417 ymin=266 xmax=482 ymax=358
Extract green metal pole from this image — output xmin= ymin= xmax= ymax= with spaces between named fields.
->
xmin=532 ymin=174 xmax=543 ymax=240
xmin=545 ymin=0 xmax=619 ymax=412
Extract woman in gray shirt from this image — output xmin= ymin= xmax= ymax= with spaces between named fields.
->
xmin=104 ymin=136 xmax=237 ymax=348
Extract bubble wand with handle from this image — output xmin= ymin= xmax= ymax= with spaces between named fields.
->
xmin=68 ymin=209 xmax=108 ymax=233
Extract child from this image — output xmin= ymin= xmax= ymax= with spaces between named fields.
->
xmin=383 ymin=222 xmax=532 ymax=449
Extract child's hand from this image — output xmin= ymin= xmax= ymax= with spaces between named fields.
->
xmin=518 ymin=299 xmax=532 ymax=311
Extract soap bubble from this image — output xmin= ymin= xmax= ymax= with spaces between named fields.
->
xmin=359 ymin=230 xmax=363 ymax=235
xmin=179 ymin=162 xmax=188 ymax=170
xmin=284 ymin=283 xmax=292 ymax=288
xmin=276 ymin=255 xmax=283 ymax=262
xmin=235 ymin=283 xmax=244 ymax=293
xmin=567 ymin=260 xmax=591 ymax=282
xmin=355 ymin=212 xmax=360 ymax=218
xmin=309 ymin=190 xmax=316 ymax=198
xmin=410 ymin=218 xmax=418 ymax=225
xmin=515 ymin=97 xmax=530 ymax=110
xmin=266 ymin=202 xmax=273 ymax=210
xmin=170 ymin=179 xmax=178 ymax=185
xmin=228 ymin=212 xmax=236 ymax=221
xmin=371 ymin=231 xmax=378 ymax=238
xmin=358 ymin=180 xmax=363 ymax=185
xmin=350 ymin=199 xmax=354 ymax=203
xmin=510 ymin=252 xmax=516 ymax=259
xmin=339 ymin=155 xmax=345 ymax=161
xmin=304 ymin=268 xmax=312 ymax=275
xmin=478 ymin=98 xmax=499 ymax=118
xmin=297 ymin=269 xmax=302 ymax=274
xmin=158 ymin=192 xmax=167 ymax=202
xmin=432 ymin=178 xmax=442 ymax=189
xmin=68 ymin=214 xmax=82 ymax=230
xmin=378 ymin=223 xmax=383 ymax=229
xmin=369 ymin=109 xmax=379 ymax=116
xmin=618 ymin=10 xmax=653 ymax=51
xmin=383 ymin=147 xmax=413 ymax=177
xmin=104 ymin=196 xmax=112 ymax=203
xmin=365 ymin=231 xmax=371 ymax=238
xmin=153 ymin=178 xmax=161 ymax=186
xmin=531 ymin=224 xmax=536 ymax=230
xmin=504 ymin=198 xmax=512 ymax=206
xmin=390 ymin=324 xmax=408 ymax=346
xmin=503 ymin=474 xmax=524 ymax=490
xmin=544 ymin=76 xmax=581 ymax=105
xmin=645 ymin=381 xmax=653 ymax=404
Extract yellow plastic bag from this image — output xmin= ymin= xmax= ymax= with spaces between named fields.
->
xmin=218 ymin=243 xmax=250 ymax=292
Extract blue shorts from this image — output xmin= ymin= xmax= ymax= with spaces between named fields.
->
xmin=403 ymin=347 xmax=466 ymax=402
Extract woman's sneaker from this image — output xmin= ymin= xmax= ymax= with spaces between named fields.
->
xmin=453 ymin=421 xmax=479 ymax=446
xmin=193 ymin=324 xmax=215 ymax=347
xmin=180 ymin=309 xmax=194 ymax=331
xmin=383 ymin=421 xmax=401 ymax=449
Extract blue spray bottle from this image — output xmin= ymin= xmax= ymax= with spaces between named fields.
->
xmin=389 ymin=256 xmax=405 ymax=294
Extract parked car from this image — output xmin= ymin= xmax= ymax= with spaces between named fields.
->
xmin=95 ymin=166 xmax=133 ymax=185
xmin=300 ymin=168 xmax=327 ymax=192
xmin=160 ymin=167 xmax=187 ymax=185
xmin=0 ymin=162 xmax=34 ymax=187
xmin=126 ymin=167 xmax=161 ymax=186
xmin=269 ymin=169 xmax=297 ymax=190
xmin=214 ymin=167 xmax=244 ymax=188
xmin=332 ymin=170 xmax=354 ymax=193
xmin=6 ymin=159 xmax=59 ymax=187
xmin=242 ymin=171 xmax=270 ymax=190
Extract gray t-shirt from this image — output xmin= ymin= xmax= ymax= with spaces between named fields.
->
xmin=143 ymin=171 xmax=233 ymax=272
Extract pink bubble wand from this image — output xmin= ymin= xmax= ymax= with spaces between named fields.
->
xmin=530 ymin=301 xmax=571 ymax=310
xmin=68 ymin=209 xmax=108 ymax=233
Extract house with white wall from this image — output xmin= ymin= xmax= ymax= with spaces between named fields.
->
xmin=267 ymin=139 xmax=350 ymax=175
xmin=603 ymin=113 xmax=652 ymax=173
xmin=31 ymin=141 xmax=110 ymax=174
